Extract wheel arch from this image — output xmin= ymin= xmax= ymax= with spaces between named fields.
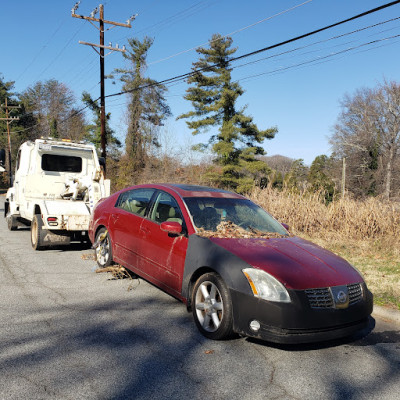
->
xmin=95 ymin=224 xmax=107 ymax=238
xmin=181 ymin=235 xmax=253 ymax=307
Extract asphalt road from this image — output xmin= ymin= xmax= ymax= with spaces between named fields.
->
xmin=1 ymin=197 xmax=399 ymax=400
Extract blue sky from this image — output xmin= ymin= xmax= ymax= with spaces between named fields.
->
xmin=1 ymin=0 xmax=400 ymax=165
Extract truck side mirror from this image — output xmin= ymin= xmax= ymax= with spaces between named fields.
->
xmin=0 ymin=149 xmax=5 ymax=167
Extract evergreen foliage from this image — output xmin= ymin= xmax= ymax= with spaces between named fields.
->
xmin=112 ymin=37 xmax=171 ymax=185
xmin=0 ymin=75 xmax=24 ymax=187
xmin=178 ymin=33 xmax=277 ymax=193
xmin=82 ymin=91 xmax=121 ymax=152
xmin=307 ymin=154 xmax=335 ymax=202
xmin=283 ymin=159 xmax=308 ymax=191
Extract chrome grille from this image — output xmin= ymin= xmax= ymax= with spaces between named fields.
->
xmin=348 ymin=283 xmax=363 ymax=305
xmin=305 ymin=283 xmax=363 ymax=309
xmin=305 ymin=287 xmax=334 ymax=308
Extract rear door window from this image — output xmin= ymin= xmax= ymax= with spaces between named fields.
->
xmin=41 ymin=154 xmax=82 ymax=172
xmin=115 ymin=188 xmax=155 ymax=217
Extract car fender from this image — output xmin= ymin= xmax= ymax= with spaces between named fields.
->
xmin=182 ymin=234 xmax=252 ymax=303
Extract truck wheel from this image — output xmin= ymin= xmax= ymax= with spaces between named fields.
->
xmin=95 ymin=227 xmax=113 ymax=268
xmin=7 ymin=214 xmax=18 ymax=231
xmin=31 ymin=214 xmax=46 ymax=250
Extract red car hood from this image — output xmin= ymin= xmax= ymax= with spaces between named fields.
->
xmin=210 ymin=236 xmax=363 ymax=290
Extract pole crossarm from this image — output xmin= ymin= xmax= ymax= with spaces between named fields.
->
xmin=71 ymin=3 xmax=133 ymax=166
xmin=0 ymin=117 xmax=20 ymax=123
xmin=79 ymin=41 xmax=126 ymax=56
xmin=72 ymin=13 xmax=132 ymax=28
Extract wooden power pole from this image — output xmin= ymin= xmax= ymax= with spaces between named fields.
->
xmin=71 ymin=2 xmax=135 ymax=166
xmin=0 ymin=98 xmax=20 ymax=186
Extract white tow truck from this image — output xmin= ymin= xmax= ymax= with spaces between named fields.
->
xmin=4 ymin=138 xmax=110 ymax=250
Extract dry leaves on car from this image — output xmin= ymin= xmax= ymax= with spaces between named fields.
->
xmin=196 ymin=220 xmax=288 ymax=239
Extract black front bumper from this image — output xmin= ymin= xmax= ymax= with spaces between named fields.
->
xmin=230 ymin=287 xmax=373 ymax=344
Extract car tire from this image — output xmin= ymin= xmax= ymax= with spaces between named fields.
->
xmin=31 ymin=214 xmax=46 ymax=250
xmin=7 ymin=213 xmax=18 ymax=231
xmin=192 ymin=272 xmax=234 ymax=340
xmin=95 ymin=227 xmax=113 ymax=268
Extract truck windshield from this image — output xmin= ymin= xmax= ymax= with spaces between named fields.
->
xmin=41 ymin=154 xmax=82 ymax=172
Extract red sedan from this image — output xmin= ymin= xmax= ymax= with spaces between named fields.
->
xmin=89 ymin=184 xmax=373 ymax=343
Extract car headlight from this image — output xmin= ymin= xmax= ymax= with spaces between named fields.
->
xmin=243 ymin=268 xmax=291 ymax=303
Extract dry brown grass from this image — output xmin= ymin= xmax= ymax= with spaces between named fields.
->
xmin=250 ymin=187 xmax=400 ymax=309
xmin=250 ymin=187 xmax=400 ymax=245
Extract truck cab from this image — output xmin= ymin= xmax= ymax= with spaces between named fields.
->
xmin=5 ymin=138 xmax=110 ymax=249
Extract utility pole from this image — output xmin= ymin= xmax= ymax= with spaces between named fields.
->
xmin=0 ymin=98 xmax=20 ymax=186
xmin=71 ymin=2 xmax=135 ymax=166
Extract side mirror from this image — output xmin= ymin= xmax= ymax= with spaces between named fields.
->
xmin=160 ymin=221 xmax=182 ymax=234
xmin=281 ymin=223 xmax=290 ymax=232
xmin=0 ymin=149 xmax=5 ymax=167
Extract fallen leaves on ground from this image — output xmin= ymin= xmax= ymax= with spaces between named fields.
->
xmin=96 ymin=265 xmax=131 ymax=279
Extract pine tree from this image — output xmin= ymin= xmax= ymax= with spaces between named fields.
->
xmin=82 ymin=91 xmax=121 ymax=152
xmin=112 ymin=37 xmax=171 ymax=184
xmin=178 ymin=34 xmax=277 ymax=193
xmin=307 ymin=155 xmax=335 ymax=202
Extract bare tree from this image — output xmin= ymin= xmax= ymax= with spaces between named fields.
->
xmin=331 ymin=80 xmax=400 ymax=199
xmin=262 ymin=155 xmax=295 ymax=175
xmin=20 ymin=79 xmax=81 ymax=139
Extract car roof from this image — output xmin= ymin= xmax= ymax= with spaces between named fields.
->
xmin=136 ymin=183 xmax=246 ymax=199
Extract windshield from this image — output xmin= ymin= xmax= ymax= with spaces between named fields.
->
xmin=183 ymin=197 xmax=288 ymax=237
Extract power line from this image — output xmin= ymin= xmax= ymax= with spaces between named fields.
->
xmin=230 ymin=16 xmax=400 ymax=73
xmin=16 ymin=20 xmax=66 ymax=81
xmin=115 ymin=0 xmax=218 ymax=42
xmin=105 ymin=29 xmax=400 ymax=104
xmin=72 ymin=2 xmax=133 ymax=163
xmin=150 ymin=0 xmax=220 ymax=36
xmin=236 ymin=34 xmax=400 ymax=84
xmin=15 ymin=0 xmax=90 ymax=82
xmin=13 ymin=1 xmax=400 ymax=136
xmin=148 ymin=0 xmax=313 ymax=66
xmin=104 ymin=0 xmax=400 ymax=100
xmin=11 ymin=30 xmax=399 ymax=138
xmin=231 ymin=0 xmax=400 ymax=63
xmin=35 ymin=24 xmax=85 ymax=81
